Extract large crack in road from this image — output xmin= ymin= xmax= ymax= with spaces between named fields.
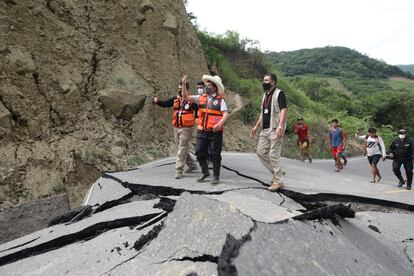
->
xmin=2 ymin=160 xmax=414 ymax=275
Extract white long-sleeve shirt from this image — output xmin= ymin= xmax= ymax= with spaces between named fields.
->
xmin=356 ymin=135 xmax=386 ymax=157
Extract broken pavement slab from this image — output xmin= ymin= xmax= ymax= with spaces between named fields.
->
xmin=0 ymin=222 xmax=165 ymax=276
xmin=2 ymin=153 xmax=414 ymax=275
xmin=207 ymin=191 xmax=302 ymax=223
xmin=352 ymin=211 xmax=414 ymax=264
xmin=234 ymin=220 xmax=413 ymax=276
xmin=0 ymin=200 xmax=163 ymax=266
xmin=82 ymin=176 xmax=133 ymax=206
xmin=109 ymin=193 xmax=254 ymax=274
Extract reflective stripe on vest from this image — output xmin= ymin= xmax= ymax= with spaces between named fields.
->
xmin=196 ymin=94 xmax=224 ymax=131
xmin=172 ymin=96 xmax=195 ymax=128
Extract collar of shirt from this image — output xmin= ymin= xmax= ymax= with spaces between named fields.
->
xmin=265 ymin=87 xmax=276 ymax=96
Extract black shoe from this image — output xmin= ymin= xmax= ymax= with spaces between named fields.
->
xmin=309 ymin=157 xmax=313 ymax=163
xmin=398 ymin=180 xmax=405 ymax=187
xmin=406 ymin=186 xmax=412 ymax=190
xmin=197 ymin=172 xmax=210 ymax=182
xmin=211 ymin=176 xmax=219 ymax=185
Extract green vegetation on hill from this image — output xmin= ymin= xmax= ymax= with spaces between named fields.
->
xmin=265 ymin=47 xmax=414 ymax=138
xmin=398 ymin=64 xmax=414 ymax=75
xmin=195 ymin=31 xmax=376 ymax=158
xmin=266 ymin=46 xmax=413 ymax=79
xmin=190 ymin=7 xmax=414 ymax=159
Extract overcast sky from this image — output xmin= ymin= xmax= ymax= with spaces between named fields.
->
xmin=186 ymin=0 xmax=414 ymax=65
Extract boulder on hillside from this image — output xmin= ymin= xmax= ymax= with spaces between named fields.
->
xmin=98 ymin=89 xmax=146 ymax=120
xmin=0 ymin=101 xmax=13 ymax=129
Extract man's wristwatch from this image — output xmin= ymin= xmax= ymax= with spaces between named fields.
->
xmin=277 ymin=126 xmax=283 ymax=130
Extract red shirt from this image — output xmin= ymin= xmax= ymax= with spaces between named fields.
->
xmin=294 ymin=123 xmax=309 ymax=142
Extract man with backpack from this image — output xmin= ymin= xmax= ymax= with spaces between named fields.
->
xmin=388 ymin=129 xmax=414 ymax=190
xmin=328 ymin=119 xmax=347 ymax=172
xmin=355 ymin=127 xmax=386 ymax=183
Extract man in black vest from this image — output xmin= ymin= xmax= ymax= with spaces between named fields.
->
xmin=388 ymin=129 xmax=414 ymax=190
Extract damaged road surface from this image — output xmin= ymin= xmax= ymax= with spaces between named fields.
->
xmin=1 ymin=153 xmax=414 ymax=275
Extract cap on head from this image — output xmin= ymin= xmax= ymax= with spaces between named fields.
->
xmin=398 ymin=129 xmax=406 ymax=134
xmin=297 ymin=116 xmax=304 ymax=121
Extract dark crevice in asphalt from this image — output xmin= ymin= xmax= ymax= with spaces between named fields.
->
xmin=134 ymin=222 xmax=165 ymax=252
xmin=126 ymin=162 xmax=288 ymax=206
xmin=0 ymin=213 xmax=161 ymax=266
xmin=93 ymin=192 xmax=135 ymax=214
xmin=102 ymin=252 xmax=141 ymax=275
xmin=221 ymin=165 xmax=286 ymax=206
xmin=292 ymin=203 xmax=355 ymax=221
xmin=102 ymin=217 xmax=168 ymax=275
xmin=368 ymin=225 xmax=381 ymax=233
xmin=0 ymin=237 xmax=41 ymax=253
xmin=102 ymin=173 xmax=267 ymax=197
xmin=171 ymin=254 xmax=219 ymax=264
xmin=135 ymin=212 xmax=167 ymax=231
xmin=153 ymin=197 xmax=176 ymax=213
xmin=217 ymin=221 xmax=257 ymax=276
xmin=403 ymin=245 xmax=414 ymax=265
xmin=48 ymin=205 xmax=93 ymax=226
xmin=279 ymin=189 xmax=414 ymax=212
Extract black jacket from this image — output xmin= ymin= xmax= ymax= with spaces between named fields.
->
xmin=388 ymin=137 xmax=414 ymax=160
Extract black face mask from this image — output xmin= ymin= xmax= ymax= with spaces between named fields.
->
xmin=204 ymin=87 xmax=214 ymax=94
xmin=262 ymin=82 xmax=272 ymax=91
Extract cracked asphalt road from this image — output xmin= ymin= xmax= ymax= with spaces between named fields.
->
xmin=1 ymin=152 xmax=413 ymax=275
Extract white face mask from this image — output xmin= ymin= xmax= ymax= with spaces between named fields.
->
xmin=399 ymin=134 xmax=406 ymax=139
xmin=197 ymin=88 xmax=204 ymax=95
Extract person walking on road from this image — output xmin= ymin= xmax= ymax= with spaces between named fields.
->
xmin=294 ymin=117 xmax=312 ymax=163
xmin=388 ymin=129 xmax=414 ymax=190
xmin=355 ymin=127 xmax=386 ymax=183
xmin=250 ymin=73 xmax=288 ymax=192
xmin=182 ymin=74 xmax=229 ymax=185
xmin=328 ymin=119 xmax=347 ymax=172
xmin=153 ymin=81 xmax=197 ymax=179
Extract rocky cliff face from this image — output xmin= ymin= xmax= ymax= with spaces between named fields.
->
xmin=0 ymin=0 xmax=211 ymax=207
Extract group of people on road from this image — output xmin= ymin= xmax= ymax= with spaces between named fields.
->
xmin=153 ymin=72 xmax=414 ymax=192
xmin=294 ymin=116 xmax=414 ymax=190
xmin=153 ymin=74 xmax=228 ymax=184
xmin=355 ymin=128 xmax=414 ymax=190
xmin=153 ymin=73 xmax=287 ymax=191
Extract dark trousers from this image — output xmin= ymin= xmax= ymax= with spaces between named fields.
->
xmin=393 ymin=158 xmax=413 ymax=187
xmin=195 ymin=130 xmax=223 ymax=178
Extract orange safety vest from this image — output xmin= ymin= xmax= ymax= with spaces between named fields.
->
xmin=196 ymin=94 xmax=224 ymax=132
xmin=172 ymin=96 xmax=195 ymax=128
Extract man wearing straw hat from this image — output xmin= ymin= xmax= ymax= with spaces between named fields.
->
xmin=250 ymin=73 xmax=288 ymax=192
xmin=182 ymin=74 xmax=229 ymax=184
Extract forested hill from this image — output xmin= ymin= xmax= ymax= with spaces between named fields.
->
xmin=398 ymin=64 xmax=414 ymax=75
xmin=266 ymin=46 xmax=414 ymax=79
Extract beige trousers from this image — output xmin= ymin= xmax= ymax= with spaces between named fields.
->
xmin=174 ymin=127 xmax=196 ymax=173
xmin=257 ymin=128 xmax=284 ymax=184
